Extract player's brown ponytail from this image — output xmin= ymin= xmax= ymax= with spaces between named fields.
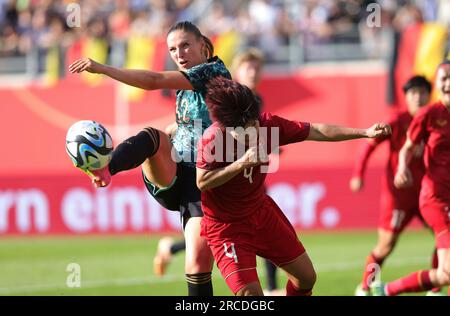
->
xmin=167 ymin=21 xmax=214 ymax=60
xmin=201 ymin=35 xmax=214 ymax=59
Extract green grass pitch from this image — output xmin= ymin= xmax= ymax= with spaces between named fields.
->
xmin=0 ymin=230 xmax=446 ymax=296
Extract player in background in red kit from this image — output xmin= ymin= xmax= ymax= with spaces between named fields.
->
xmin=196 ymin=77 xmax=391 ymax=296
xmin=371 ymin=60 xmax=450 ymax=296
xmin=350 ymin=76 xmax=442 ymax=296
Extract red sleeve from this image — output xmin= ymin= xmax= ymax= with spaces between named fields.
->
xmin=408 ymin=107 xmax=429 ymax=145
xmin=353 ymin=142 xmax=377 ymax=178
xmin=196 ymin=126 xmax=225 ymax=170
xmin=262 ymin=112 xmax=311 ymax=146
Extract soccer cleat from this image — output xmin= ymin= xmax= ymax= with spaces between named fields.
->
xmin=81 ymin=165 xmax=111 ymax=188
xmin=370 ymin=281 xmax=387 ymax=296
xmin=153 ymin=237 xmax=174 ymax=276
xmin=355 ymin=284 xmax=371 ymax=296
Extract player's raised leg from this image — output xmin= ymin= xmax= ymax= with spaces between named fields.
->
xmin=85 ymin=127 xmax=177 ymax=189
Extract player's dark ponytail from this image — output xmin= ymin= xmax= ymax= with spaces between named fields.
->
xmin=167 ymin=21 xmax=214 ymax=59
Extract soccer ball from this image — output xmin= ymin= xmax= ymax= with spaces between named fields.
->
xmin=65 ymin=120 xmax=113 ymax=171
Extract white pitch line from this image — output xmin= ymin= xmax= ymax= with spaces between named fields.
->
xmin=0 ymin=274 xmax=185 ymax=295
xmin=0 ymin=256 xmax=429 ymax=295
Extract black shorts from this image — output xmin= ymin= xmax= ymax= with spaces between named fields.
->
xmin=142 ymin=163 xmax=203 ymax=227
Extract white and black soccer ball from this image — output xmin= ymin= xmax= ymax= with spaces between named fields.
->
xmin=65 ymin=120 xmax=113 ymax=171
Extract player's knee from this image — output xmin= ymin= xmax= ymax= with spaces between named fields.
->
xmin=184 ymin=251 xmax=212 ymax=274
xmin=303 ymin=269 xmax=317 ymax=289
xmin=291 ymin=268 xmax=317 ymax=289
xmin=185 ymin=260 xmax=210 ymax=274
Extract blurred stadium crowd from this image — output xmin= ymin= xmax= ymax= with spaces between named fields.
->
xmin=0 ymin=0 xmax=449 ymax=69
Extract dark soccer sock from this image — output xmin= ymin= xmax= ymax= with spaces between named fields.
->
xmin=264 ymin=260 xmax=277 ymax=291
xmin=285 ymin=280 xmax=312 ymax=296
xmin=361 ymin=252 xmax=385 ymax=290
xmin=386 ymin=270 xmax=434 ymax=296
xmin=108 ymin=128 xmax=160 ymax=175
xmin=170 ymin=240 xmax=186 ymax=255
xmin=186 ymin=272 xmax=213 ymax=296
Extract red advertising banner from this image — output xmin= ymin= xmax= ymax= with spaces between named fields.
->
xmin=1 ymin=167 xmax=420 ymax=235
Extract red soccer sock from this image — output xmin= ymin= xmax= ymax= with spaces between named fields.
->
xmin=285 ymin=280 xmax=312 ymax=296
xmin=361 ymin=252 xmax=385 ymax=290
xmin=386 ymin=270 xmax=434 ymax=296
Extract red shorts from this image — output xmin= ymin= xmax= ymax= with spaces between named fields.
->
xmin=200 ymin=195 xmax=305 ymax=294
xmin=379 ymin=189 xmax=422 ymax=233
xmin=420 ymin=197 xmax=450 ymax=249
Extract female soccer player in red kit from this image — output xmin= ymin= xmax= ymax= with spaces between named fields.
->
xmin=350 ymin=76 xmax=440 ymax=296
xmin=371 ymin=60 xmax=450 ymax=296
xmin=152 ymin=49 xmax=268 ymax=275
xmin=196 ymin=77 xmax=391 ymax=296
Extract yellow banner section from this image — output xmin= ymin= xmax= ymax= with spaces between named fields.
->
xmin=123 ymin=36 xmax=155 ymax=102
xmin=44 ymin=46 xmax=60 ymax=86
xmin=214 ymin=31 xmax=241 ymax=68
xmin=81 ymin=38 xmax=109 ymax=86
xmin=413 ymin=23 xmax=448 ymax=102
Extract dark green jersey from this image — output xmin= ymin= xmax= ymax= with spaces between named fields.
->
xmin=172 ymin=56 xmax=231 ymax=166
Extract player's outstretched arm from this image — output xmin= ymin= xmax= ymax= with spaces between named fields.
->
xmin=68 ymin=58 xmax=193 ymax=91
xmin=307 ymin=123 xmax=391 ymax=142
xmin=394 ymin=138 xmax=415 ymax=189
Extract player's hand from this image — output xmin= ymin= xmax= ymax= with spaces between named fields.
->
xmin=350 ymin=177 xmax=363 ymax=192
xmin=69 ymin=58 xmax=104 ymax=74
xmin=238 ymin=142 xmax=269 ymax=169
xmin=366 ymin=123 xmax=391 ymax=138
xmin=394 ymin=167 xmax=413 ymax=188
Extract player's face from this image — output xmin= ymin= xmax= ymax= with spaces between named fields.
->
xmin=167 ymin=30 xmax=206 ymax=71
xmin=405 ymin=86 xmax=430 ymax=115
xmin=436 ymin=65 xmax=450 ymax=106
xmin=234 ymin=60 xmax=262 ymax=92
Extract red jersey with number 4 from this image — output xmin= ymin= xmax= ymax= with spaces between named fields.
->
xmin=408 ymin=102 xmax=450 ymax=203
xmin=196 ymin=112 xmax=310 ymax=222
